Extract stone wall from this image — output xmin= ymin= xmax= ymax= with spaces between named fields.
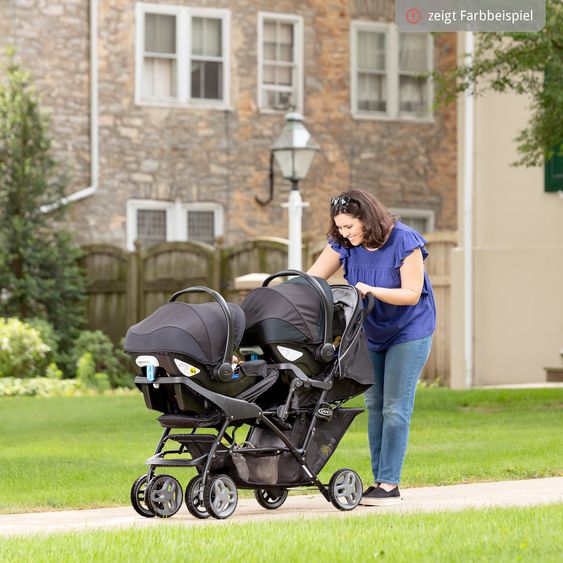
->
xmin=0 ymin=0 xmax=457 ymax=247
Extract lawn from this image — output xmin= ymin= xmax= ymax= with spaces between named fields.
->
xmin=1 ymin=505 xmax=562 ymax=562
xmin=0 ymin=387 xmax=562 ymax=513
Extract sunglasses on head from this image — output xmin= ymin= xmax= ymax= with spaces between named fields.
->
xmin=330 ymin=195 xmax=354 ymax=208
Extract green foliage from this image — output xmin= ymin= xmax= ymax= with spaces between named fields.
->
xmin=76 ymin=352 xmax=96 ymax=387
xmin=0 ymin=54 xmax=86 ymax=375
xmin=0 ymin=317 xmax=51 ymax=377
xmin=0 ymin=376 xmax=83 ymax=397
xmin=72 ymin=331 xmax=133 ymax=389
xmin=45 ymin=362 xmax=63 ymax=380
xmin=24 ymin=317 xmax=59 ymax=366
xmin=432 ymin=0 xmax=563 ymax=166
xmin=75 ymin=351 xmax=111 ymax=392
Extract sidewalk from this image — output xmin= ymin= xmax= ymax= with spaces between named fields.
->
xmin=1 ymin=477 xmax=561 ymax=537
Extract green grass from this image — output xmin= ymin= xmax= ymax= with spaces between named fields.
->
xmin=0 ymin=387 xmax=562 ymax=513
xmin=1 ymin=504 xmax=562 ymax=562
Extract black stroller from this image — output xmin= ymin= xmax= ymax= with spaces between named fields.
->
xmin=124 ymin=270 xmax=374 ymax=520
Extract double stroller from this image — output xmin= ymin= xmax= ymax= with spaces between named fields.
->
xmin=124 ymin=270 xmax=374 ymax=520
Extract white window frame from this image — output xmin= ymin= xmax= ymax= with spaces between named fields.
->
xmin=351 ymin=21 xmax=433 ymax=122
xmin=126 ymin=199 xmax=224 ymax=250
xmin=257 ymin=12 xmax=304 ymax=113
xmin=135 ymin=2 xmax=231 ymax=110
xmin=391 ymin=207 xmax=435 ymax=233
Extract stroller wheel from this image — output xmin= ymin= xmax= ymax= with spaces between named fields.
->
xmin=145 ymin=474 xmax=183 ymax=518
xmin=203 ymin=474 xmax=238 ymax=519
xmin=328 ymin=468 xmax=363 ymax=511
xmin=254 ymin=488 xmax=288 ymax=510
xmin=185 ymin=475 xmax=210 ymax=519
xmin=130 ymin=475 xmax=155 ymax=518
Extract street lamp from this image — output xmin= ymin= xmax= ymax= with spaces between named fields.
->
xmin=271 ymin=112 xmax=319 ymax=271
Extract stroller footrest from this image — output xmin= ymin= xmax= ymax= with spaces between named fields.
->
xmin=234 ymin=447 xmax=286 ymax=457
xmin=158 ymin=412 xmax=224 ymax=428
xmin=170 ymin=434 xmax=216 ymax=444
xmin=145 ymin=455 xmax=203 ymax=468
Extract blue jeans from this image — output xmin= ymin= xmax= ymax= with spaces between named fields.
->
xmin=364 ymin=335 xmax=432 ymax=485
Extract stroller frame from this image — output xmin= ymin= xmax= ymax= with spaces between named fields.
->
xmin=128 ymin=271 xmax=372 ymax=520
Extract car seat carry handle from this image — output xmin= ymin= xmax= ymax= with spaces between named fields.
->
xmin=169 ymin=286 xmax=234 ymax=382
xmin=262 ymin=270 xmax=334 ymax=362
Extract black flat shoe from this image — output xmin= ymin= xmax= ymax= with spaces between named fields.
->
xmin=360 ymin=485 xmax=401 ymax=506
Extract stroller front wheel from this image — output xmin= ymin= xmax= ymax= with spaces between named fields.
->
xmin=328 ymin=468 xmax=363 ymax=511
xmin=185 ymin=475 xmax=210 ymax=519
xmin=254 ymin=488 xmax=288 ymax=510
xmin=130 ymin=474 xmax=155 ymax=518
xmin=203 ymin=474 xmax=238 ymax=519
xmin=145 ymin=474 xmax=183 ymax=518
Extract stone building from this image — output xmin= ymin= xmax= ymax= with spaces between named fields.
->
xmin=1 ymin=0 xmax=457 ymax=250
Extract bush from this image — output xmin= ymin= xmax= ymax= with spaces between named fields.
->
xmin=0 ymin=318 xmax=51 ymax=377
xmin=71 ymin=331 xmax=133 ymax=389
xmin=0 ymin=376 xmax=83 ymax=397
xmin=25 ymin=317 xmax=60 ymax=366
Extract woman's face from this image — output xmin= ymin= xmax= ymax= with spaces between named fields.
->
xmin=334 ymin=213 xmax=365 ymax=246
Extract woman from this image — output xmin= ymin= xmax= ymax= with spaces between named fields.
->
xmin=308 ymin=189 xmax=435 ymax=505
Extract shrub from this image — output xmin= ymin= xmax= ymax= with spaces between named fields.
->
xmin=0 ymin=376 xmax=83 ymax=397
xmin=71 ymin=331 xmax=133 ymax=388
xmin=0 ymin=318 xmax=50 ymax=377
xmin=25 ymin=317 xmax=60 ymax=366
xmin=76 ymin=351 xmax=112 ymax=392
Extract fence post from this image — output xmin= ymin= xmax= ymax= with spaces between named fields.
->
xmin=126 ymin=243 xmax=138 ymax=327
xmin=135 ymin=240 xmax=145 ymax=321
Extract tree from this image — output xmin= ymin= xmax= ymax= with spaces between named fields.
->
xmin=0 ymin=53 xmax=86 ymax=374
xmin=432 ymin=0 xmax=563 ymax=166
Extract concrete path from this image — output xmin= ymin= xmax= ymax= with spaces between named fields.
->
xmin=1 ymin=477 xmax=561 ymax=537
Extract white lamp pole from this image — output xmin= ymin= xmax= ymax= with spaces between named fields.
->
xmin=282 ymin=181 xmax=309 ymax=270
xmin=271 ymin=112 xmax=319 ymax=271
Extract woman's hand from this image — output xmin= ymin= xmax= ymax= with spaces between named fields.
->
xmin=355 ymin=282 xmax=374 ymax=298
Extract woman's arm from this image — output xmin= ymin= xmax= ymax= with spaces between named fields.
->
xmin=355 ymin=248 xmax=425 ymax=306
xmin=307 ymin=244 xmax=342 ymax=280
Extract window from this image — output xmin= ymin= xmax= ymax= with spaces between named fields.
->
xmin=351 ymin=22 xmax=433 ymax=120
xmin=136 ymin=3 xmax=230 ymax=108
xmin=143 ymin=13 xmax=177 ymax=99
xmin=127 ymin=200 xmax=224 ymax=250
xmin=258 ymin=13 xmax=303 ymax=112
xmin=137 ymin=209 xmax=167 ymax=248
xmin=191 ymin=17 xmax=224 ymax=100
xmin=187 ymin=210 xmax=215 ymax=244
xmin=545 ymin=145 xmax=563 ymax=192
xmin=391 ymin=208 xmax=435 ymax=234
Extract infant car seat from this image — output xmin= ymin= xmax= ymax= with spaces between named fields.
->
xmin=124 ymin=287 xmax=263 ymax=414
xmin=240 ymin=271 xmax=337 ymax=377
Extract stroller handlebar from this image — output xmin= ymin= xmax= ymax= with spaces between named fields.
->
xmin=169 ymin=286 xmax=234 ymax=382
xmin=363 ymin=293 xmax=376 ymax=320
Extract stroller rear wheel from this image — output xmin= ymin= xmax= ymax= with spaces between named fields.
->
xmin=145 ymin=474 xmax=183 ymax=518
xmin=185 ymin=475 xmax=210 ymax=519
xmin=130 ymin=474 xmax=155 ymax=518
xmin=328 ymin=468 xmax=363 ymax=511
xmin=203 ymin=474 xmax=238 ymax=519
xmin=254 ymin=488 xmax=288 ymax=510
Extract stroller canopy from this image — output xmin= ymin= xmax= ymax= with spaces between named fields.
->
xmin=124 ymin=301 xmax=246 ymax=368
xmin=241 ymin=277 xmax=333 ymax=346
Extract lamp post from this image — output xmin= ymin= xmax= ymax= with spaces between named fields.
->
xmin=271 ymin=112 xmax=319 ymax=271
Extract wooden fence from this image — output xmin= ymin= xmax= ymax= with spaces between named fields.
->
xmin=80 ymin=232 xmax=456 ymax=384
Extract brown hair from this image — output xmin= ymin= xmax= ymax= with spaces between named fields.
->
xmin=328 ymin=189 xmax=396 ymax=249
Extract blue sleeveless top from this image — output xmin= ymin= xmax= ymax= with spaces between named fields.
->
xmin=329 ymin=222 xmax=436 ymax=352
